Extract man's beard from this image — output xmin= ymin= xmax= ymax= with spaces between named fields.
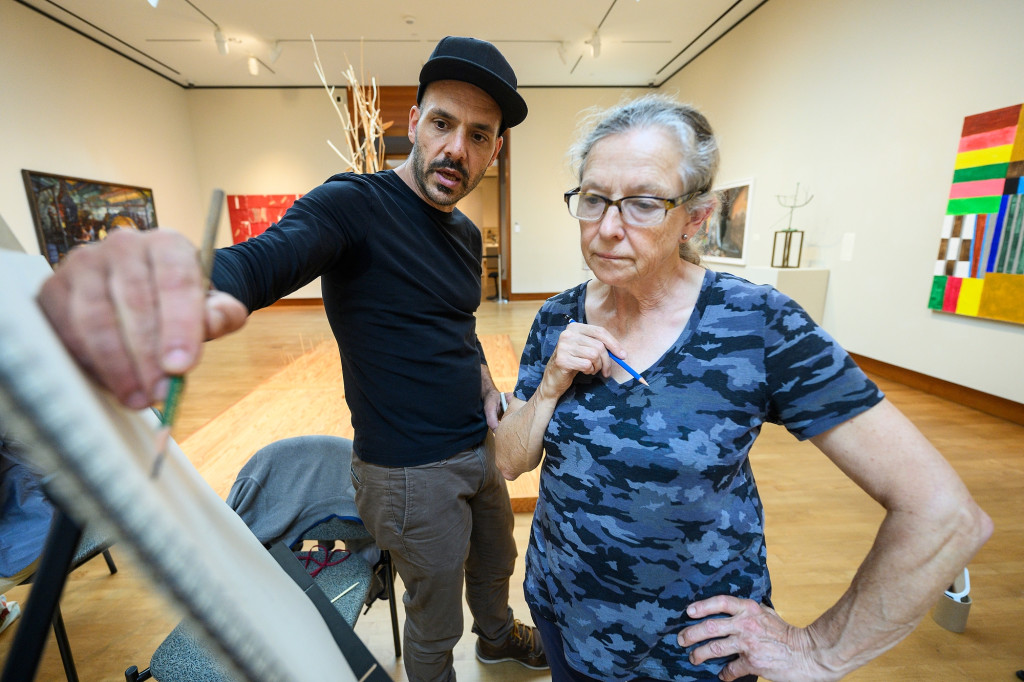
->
xmin=410 ymin=141 xmax=485 ymax=207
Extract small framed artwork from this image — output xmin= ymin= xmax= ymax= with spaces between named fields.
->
xmin=22 ymin=169 xmax=158 ymax=267
xmin=694 ymin=179 xmax=752 ymax=264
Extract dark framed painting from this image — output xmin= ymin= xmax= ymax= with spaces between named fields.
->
xmin=22 ymin=169 xmax=158 ymax=267
xmin=694 ymin=179 xmax=752 ymax=264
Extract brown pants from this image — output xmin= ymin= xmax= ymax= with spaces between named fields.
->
xmin=351 ymin=436 xmax=518 ymax=682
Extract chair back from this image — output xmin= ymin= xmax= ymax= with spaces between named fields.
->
xmin=226 ymin=435 xmax=362 ymax=548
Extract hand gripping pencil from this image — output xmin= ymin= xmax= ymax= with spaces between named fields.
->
xmin=566 ymin=318 xmax=649 ymax=387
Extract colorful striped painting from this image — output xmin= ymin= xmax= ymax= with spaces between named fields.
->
xmin=930 ymin=103 xmax=1024 ymax=325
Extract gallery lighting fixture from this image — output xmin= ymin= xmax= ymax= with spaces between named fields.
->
xmin=269 ymin=41 xmax=283 ymax=63
xmin=557 ymin=42 xmax=568 ymax=65
xmin=248 ymin=56 xmax=259 ymax=76
xmin=586 ymin=30 xmax=601 ymax=58
xmin=214 ymin=27 xmax=228 ymax=55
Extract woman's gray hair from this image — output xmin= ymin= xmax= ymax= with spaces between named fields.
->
xmin=570 ymin=94 xmax=721 ymax=264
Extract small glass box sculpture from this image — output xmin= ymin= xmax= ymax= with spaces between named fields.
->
xmin=772 ymin=229 xmax=804 ymax=268
xmin=772 ymin=183 xmax=813 ymax=268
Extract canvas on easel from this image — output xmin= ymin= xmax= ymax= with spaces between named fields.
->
xmin=0 ymin=250 xmax=365 ymax=681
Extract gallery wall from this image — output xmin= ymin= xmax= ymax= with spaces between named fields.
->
xmin=3 ymin=0 xmax=1021 ymax=403
xmin=184 ymin=89 xmax=501 ymax=298
xmin=658 ymin=0 xmax=1024 ymax=403
xmin=508 ymin=87 xmax=643 ymax=294
xmin=0 ymin=1 xmax=204 ymax=256
xmin=185 ymin=88 xmax=350 ymax=297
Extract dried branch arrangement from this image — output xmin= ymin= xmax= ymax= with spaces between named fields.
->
xmin=311 ymin=36 xmax=391 ymax=174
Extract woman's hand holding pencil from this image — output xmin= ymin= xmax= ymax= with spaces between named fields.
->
xmin=566 ymin=318 xmax=648 ymax=386
xmin=535 ymin=317 xmax=649 ymax=401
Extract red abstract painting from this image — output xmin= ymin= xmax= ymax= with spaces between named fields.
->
xmin=226 ymin=194 xmax=302 ymax=244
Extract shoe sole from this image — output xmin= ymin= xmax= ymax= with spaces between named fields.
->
xmin=475 ymin=643 xmax=549 ymax=671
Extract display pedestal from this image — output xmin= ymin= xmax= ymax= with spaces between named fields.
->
xmin=713 ymin=265 xmax=830 ymax=323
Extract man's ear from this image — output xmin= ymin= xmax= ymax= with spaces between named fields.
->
xmin=407 ymin=105 xmax=420 ymax=144
xmin=488 ymin=134 xmax=504 ymax=166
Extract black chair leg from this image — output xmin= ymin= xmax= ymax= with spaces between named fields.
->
xmin=125 ymin=664 xmax=152 ymax=681
xmin=383 ymin=550 xmax=401 ymax=658
xmin=52 ymin=605 xmax=79 ymax=682
xmin=486 ymin=272 xmax=499 ymax=301
xmin=102 ymin=549 xmax=117 ymax=575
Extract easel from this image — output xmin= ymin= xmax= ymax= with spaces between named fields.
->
xmin=0 ymin=250 xmax=384 ymax=681
xmin=2 ymin=511 xmax=85 ymax=682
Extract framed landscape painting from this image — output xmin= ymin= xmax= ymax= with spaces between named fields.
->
xmin=695 ymin=179 xmax=751 ymax=264
xmin=22 ymin=169 xmax=157 ymax=266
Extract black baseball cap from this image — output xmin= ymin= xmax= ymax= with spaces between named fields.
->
xmin=417 ymin=36 xmax=528 ymax=134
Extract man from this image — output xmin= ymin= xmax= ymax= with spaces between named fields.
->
xmin=38 ymin=36 xmax=545 ymax=682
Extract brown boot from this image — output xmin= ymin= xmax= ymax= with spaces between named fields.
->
xmin=475 ymin=618 xmax=548 ymax=670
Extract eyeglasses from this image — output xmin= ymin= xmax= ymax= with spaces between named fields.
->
xmin=563 ymin=187 xmax=703 ymax=227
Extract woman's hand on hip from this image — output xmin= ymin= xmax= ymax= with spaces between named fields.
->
xmin=678 ymin=595 xmax=838 ymax=682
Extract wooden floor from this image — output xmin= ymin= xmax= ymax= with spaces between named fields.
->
xmin=2 ymin=299 xmax=1022 ymax=681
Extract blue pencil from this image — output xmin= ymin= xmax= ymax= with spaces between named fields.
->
xmin=566 ymin=318 xmax=649 ymax=386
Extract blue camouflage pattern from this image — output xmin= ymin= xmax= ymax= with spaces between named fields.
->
xmin=514 ymin=270 xmax=884 ymax=681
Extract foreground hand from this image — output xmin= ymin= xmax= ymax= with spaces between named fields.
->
xmin=36 ymin=229 xmax=248 ymax=410
xmin=679 ymin=595 xmax=833 ymax=682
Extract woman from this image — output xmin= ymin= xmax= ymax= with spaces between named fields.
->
xmin=495 ymin=95 xmax=991 ymax=682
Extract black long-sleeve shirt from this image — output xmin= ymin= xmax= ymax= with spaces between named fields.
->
xmin=211 ymin=170 xmax=489 ymax=466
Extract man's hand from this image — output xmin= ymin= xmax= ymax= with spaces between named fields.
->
xmin=480 ymin=363 xmax=503 ymax=430
xmin=482 ymin=386 xmax=503 ymax=430
xmin=36 ymin=229 xmax=248 ymax=409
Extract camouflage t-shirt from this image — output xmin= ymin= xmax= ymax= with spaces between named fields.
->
xmin=514 ymin=270 xmax=883 ymax=681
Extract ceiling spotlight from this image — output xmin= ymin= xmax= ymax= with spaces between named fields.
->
xmin=556 ymin=42 xmax=568 ymax=65
xmin=214 ymin=27 xmax=228 ymax=55
xmin=269 ymin=41 xmax=283 ymax=63
xmin=147 ymin=0 xmax=159 ymax=6
xmin=586 ymin=31 xmax=601 ymax=58
xmin=248 ymin=56 xmax=259 ymax=76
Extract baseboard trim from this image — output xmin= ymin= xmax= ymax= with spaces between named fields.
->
xmin=270 ymin=294 xmax=556 ymax=305
xmin=507 ymin=292 xmax=557 ymax=301
xmin=849 ymin=353 xmax=1024 ymax=426
xmin=269 ymin=298 xmax=325 ymax=308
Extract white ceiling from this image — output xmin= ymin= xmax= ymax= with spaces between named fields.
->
xmin=18 ymin=0 xmax=768 ymax=89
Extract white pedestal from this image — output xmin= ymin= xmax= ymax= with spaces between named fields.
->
xmin=712 ymin=265 xmax=830 ymax=323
